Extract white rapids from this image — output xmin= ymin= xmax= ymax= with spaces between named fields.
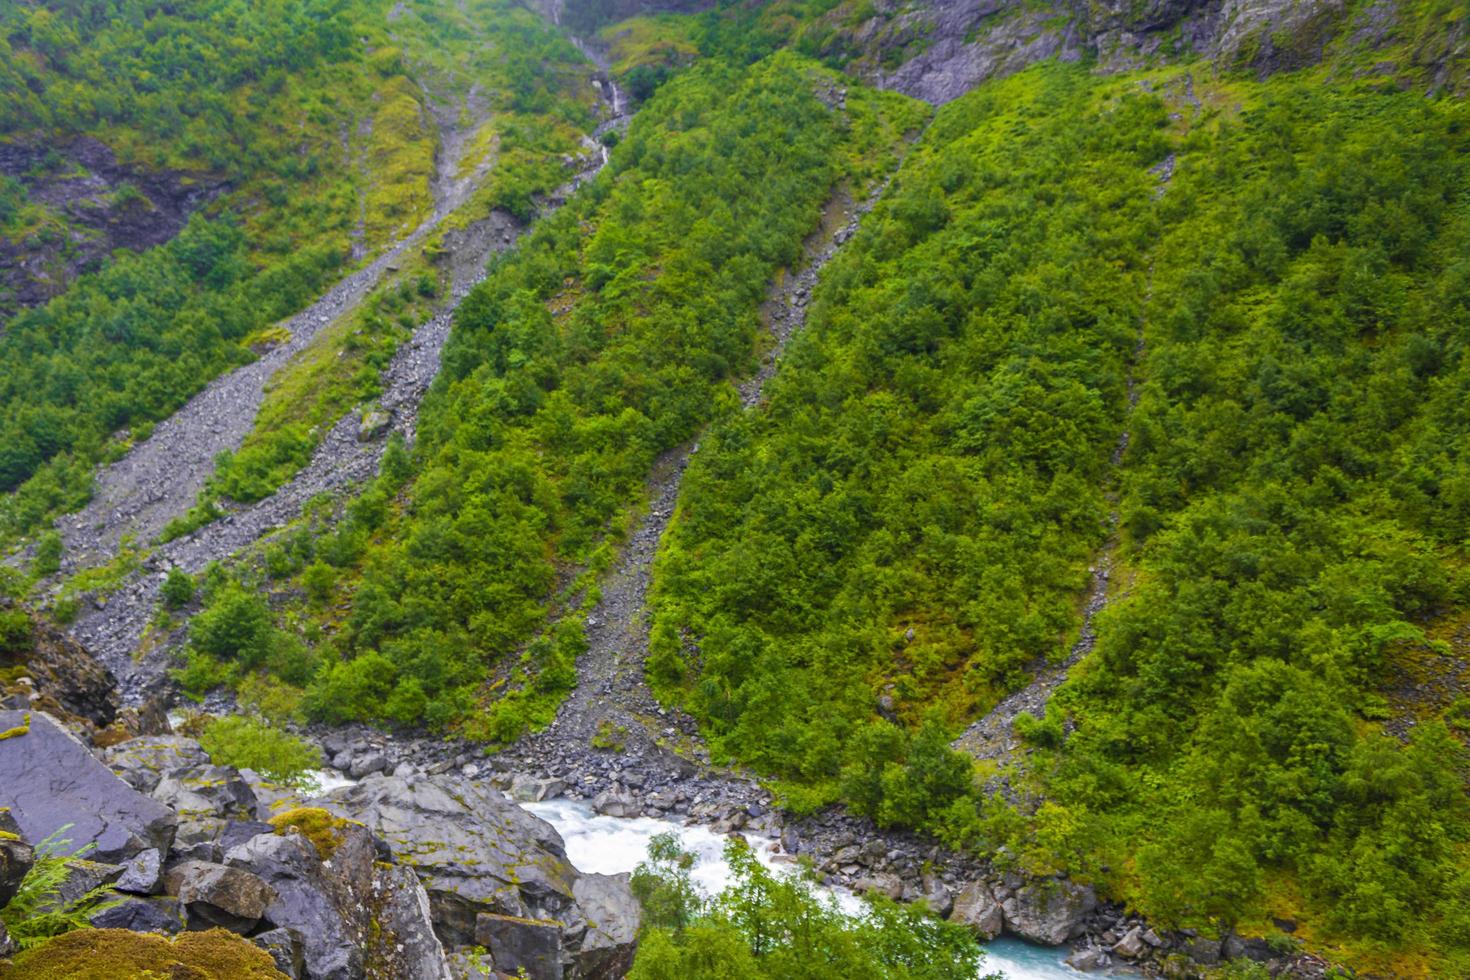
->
xmin=521 ymin=798 xmax=1083 ymax=979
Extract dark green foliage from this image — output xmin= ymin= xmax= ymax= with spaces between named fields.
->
xmin=649 ymin=65 xmax=1159 ymax=814
xmin=0 ymin=608 xmax=30 ymax=656
xmin=648 ymin=61 xmax=1470 ymax=969
xmin=307 ymin=52 xmax=920 ymax=729
xmin=628 ymin=834 xmax=984 ymax=979
xmin=161 ymin=567 xmax=196 ymax=611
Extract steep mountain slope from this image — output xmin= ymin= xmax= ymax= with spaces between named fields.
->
xmin=0 ymin=0 xmax=595 ymax=546
xmin=644 ymin=47 xmax=1470 ymax=980
xmin=2 ymin=0 xmax=1468 ymax=976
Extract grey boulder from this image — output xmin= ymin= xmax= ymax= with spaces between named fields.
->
xmin=509 ymin=774 xmax=567 ymax=803
xmin=591 ymin=786 xmax=638 ymax=818
xmin=90 ymin=895 xmax=183 ymax=934
xmin=226 ymin=829 xmax=372 ymax=980
xmin=153 ymin=764 xmax=258 ymax=822
xmin=115 ymin=847 xmax=163 ymax=894
xmin=568 ymin=872 xmax=640 ymax=979
xmin=1000 ymin=878 xmax=1097 ymax=945
xmin=104 ymin=735 xmax=210 ymax=793
xmin=0 ymin=710 xmax=177 ymax=862
xmin=320 ymin=774 xmax=573 ymax=946
xmin=164 ymin=858 xmax=275 ymax=931
xmin=949 ymin=880 xmax=1004 ymax=940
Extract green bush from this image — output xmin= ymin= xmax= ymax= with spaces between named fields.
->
xmin=160 ymin=567 xmax=196 ymax=610
xmin=0 ymin=608 xmax=31 ymax=656
xmin=198 ymin=714 xmax=322 ymax=788
xmin=628 ymin=835 xmax=982 ymax=979
xmin=189 ymin=586 xmax=273 ymax=667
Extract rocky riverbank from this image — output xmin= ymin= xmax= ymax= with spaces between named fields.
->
xmin=0 ymin=593 xmax=1339 ymax=979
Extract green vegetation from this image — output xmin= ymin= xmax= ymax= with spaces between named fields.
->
xmin=277 ymin=52 xmax=922 ymax=735
xmin=648 ymin=60 xmax=1470 ymax=974
xmin=198 ymin=714 xmax=323 ymax=788
xmin=0 ymin=927 xmax=289 ymax=980
xmin=649 ymin=63 xmax=1156 ymax=815
xmin=0 ymin=0 xmax=595 ymax=549
xmin=0 ymin=828 xmax=121 ymax=950
xmin=628 ymin=833 xmax=984 ymax=979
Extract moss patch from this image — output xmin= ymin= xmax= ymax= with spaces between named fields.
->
xmin=0 ymin=713 xmax=30 ymax=741
xmin=0 ymin=927 xmax=289 ymax=979
xmin=268 ymin=806 xmax=357 ymax=860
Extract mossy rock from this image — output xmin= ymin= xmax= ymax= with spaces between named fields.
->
xmin=0 ymin=927 xmax=288 ymax=979
xmin=268 ymin=806 xmax=357 ymax=860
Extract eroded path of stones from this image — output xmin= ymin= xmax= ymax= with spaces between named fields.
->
xmin=492 ymin=180 xmax=958 ymax=837
xmin=59 ymin=74 xmax=626 ymax=698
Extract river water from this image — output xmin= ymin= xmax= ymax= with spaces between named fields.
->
xmin=523 ymin=798 xmax=1082 ymax=980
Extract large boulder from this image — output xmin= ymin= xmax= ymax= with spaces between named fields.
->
xmin=475 ymin=913 xmax=562 ymax=980
xmin=225 ymin=812 xmax=452 ymax=980
xmin=226 ymin=826 xmax=377 ymax=980
xmin=1001 ymin=878 xmax=1097 ymax=945
xmin=370 ymin=864 xmax=455 ymax=980
xmin=164 ymin=859 xmax=276 ymax=932
xmin=105 ymin=735 xmax=210 ymax=793
xmin=949 ymin=880 xmax=1004 ymax=940
xmin=320 ymin=775 xmax=574 ymax=946
xmin=0 ymin=710 xmax=177 ymax=862
xmin=320 ymin=774 xmax=638 ymax=976
xmin=153 ymin=764 xmax=259 ymax=822
xmin=568 ymin=873 xmax=640 ymax=979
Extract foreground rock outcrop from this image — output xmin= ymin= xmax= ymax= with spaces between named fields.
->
xmin=0 ymin=710 xmax=635 ymax=979
xmin=321 ymin=774 xmax=640 ymax=978
xmin=0 ymin=709 xmax=177 ymax=863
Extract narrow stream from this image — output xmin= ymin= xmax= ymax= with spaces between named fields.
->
xmin=522 ymin=799 xmax=1082 ymax=980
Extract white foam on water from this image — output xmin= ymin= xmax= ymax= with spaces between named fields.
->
xmin=311 ymin=769 xmax=357 ymax=794
xmin=521 ymin=798 xmax=1083 ymax=979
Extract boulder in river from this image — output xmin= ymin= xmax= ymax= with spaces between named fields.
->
xmin=0 ymin=709 xmax=177 ymax=863
xmin=949 ymin=880 xmax=1003 ymax=939
xmin=1000 ymin=877 xmax=1097 ymax=945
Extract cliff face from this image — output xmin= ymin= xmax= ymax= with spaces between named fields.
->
xmin=559 ymin=0 xmax=1467 ymax=102
xmin=832 ymin=0 xmax=1450 ymax=102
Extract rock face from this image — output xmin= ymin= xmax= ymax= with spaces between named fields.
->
xmin=320 ymin=774 xmax=639 ymax=975
xmin=0 ymin=599 xmax=118 ymax=729
xmin=0 ymin=710 xmax=177 ymax=863
xmin=225 ymin=829 xmax=373 ymax=980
